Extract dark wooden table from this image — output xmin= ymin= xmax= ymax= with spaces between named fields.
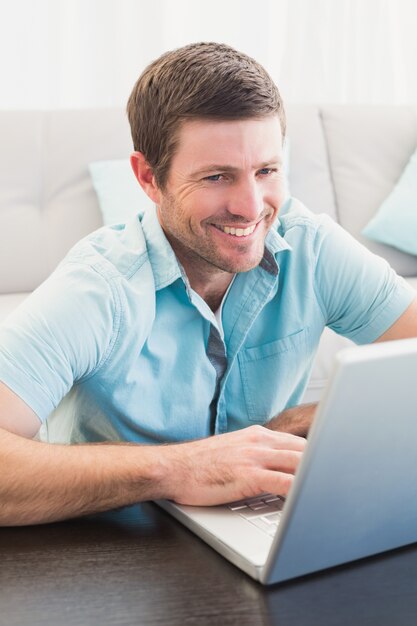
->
xmin=2 ymin=502 xmax=417 ymax=626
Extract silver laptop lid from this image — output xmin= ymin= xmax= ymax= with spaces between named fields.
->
xmin=264 ymin=337 xmax=417 ymax=584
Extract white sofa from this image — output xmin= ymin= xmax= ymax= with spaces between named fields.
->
xmin=1 ymin=106 xmax=416 ymax=404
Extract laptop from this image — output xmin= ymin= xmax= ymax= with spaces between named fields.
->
xmin=156 ymin=337 xmax=417 ymax=585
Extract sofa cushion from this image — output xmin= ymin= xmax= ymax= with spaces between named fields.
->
xmin=321 ymin=105 xmax=417 ymax=277
xmin=285 ymin=106 xmax=337 ymax=220
xmin=0 ymin=109 xmax=133 ymax=294
xmin=362 ymin=144 xmax=417 ymax=256
xmin=0 ymin=113 xmax=48 ymax=293
xmin=89 ymin=159 xmax=151 ymax=226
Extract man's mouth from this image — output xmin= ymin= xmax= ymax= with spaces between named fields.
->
xmin=213 ymin=223 xmax=257 ymax=237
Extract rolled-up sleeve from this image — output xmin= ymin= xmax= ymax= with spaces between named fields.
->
xmin=0 ymin=261 xmax=118 ymax=422
xmin=313 ymin=216 xmax=416 ymax=343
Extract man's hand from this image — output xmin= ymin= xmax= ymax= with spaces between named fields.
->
xmin=161 ymin=425 xmax=306 ymax=506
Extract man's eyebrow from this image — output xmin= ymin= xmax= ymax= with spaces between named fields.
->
xmin=191 ymin=165 xmax=239 ymax=177
xmin=191 ymin=158 xmax=283 ymax=177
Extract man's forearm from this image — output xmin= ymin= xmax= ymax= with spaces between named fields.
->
xmin=0 ymin=427 xmax=167 ymax=526
xmin=265 ymin=403 xmax=318 ymax=437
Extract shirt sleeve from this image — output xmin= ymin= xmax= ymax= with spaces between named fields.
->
xmin=312 ymin=216 xmax=416 ymax=343
xmin=0 ymin=261 xmax=119 ymax=422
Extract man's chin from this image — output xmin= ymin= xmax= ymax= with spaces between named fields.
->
xmin=210 ymin=253 xmax=264 ymax=274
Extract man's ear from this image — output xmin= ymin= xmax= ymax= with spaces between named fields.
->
xmin=130 ymin=152 xmax=161 ymax=204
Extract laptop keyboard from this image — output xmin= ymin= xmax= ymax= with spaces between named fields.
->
xmin=227 ymin=493 xmax=285 ymax=537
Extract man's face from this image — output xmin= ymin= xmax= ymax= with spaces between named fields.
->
xmin=156 ymin=116 xmax=286 ymax=276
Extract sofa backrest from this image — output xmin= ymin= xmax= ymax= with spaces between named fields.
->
xmin=0 ymin=109 xmax=132 ymax=294
xmin=1 ymin=105 xmax=416 ymax=294
xmin=319 ymin=105 xmax=417 ymax=277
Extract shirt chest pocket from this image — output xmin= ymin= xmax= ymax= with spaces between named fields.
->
xmin=237 ymin=328 xmax=310 ymax=422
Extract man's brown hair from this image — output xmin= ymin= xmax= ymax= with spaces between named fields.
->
xmin=127 ymin=42 xmax=286 ymax=189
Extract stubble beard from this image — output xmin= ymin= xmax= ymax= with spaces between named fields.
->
xmin=158 ymin=194 xmax=270 ymax=275
xmin=164 ymin=221 xmax=267 ymax=275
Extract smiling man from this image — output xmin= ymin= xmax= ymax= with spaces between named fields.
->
xmin=132 ymin=116 xmax=285 ymax=308
xmin=0 ymin=42 xmax=416 ymax=525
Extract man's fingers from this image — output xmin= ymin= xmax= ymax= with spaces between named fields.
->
xmin=224 ymin=424 xmax=306 ymax=449
xmin=271 ymin=433 xmax=306 ymax=452
xmin=255 ymin=427 xmax=307 ymax=452
xmin=257 ymin=469 xmax=295 ymax=497
xmin=262 ymin=449 xmax=303 ymax=474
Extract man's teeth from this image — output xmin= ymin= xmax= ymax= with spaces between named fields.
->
xmin=218 ymin=224 xmax=256 ymax=237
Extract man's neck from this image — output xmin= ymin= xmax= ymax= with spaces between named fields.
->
xmin=161 ymin=228 xmax=236 ymax=311
xmin=186 ymin=269 xmax=234 ymax=312
xmin=171 ymin=247 xmax=234 ymax=311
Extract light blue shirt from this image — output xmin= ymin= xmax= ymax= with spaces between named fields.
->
xmin=0 ymin=198 xmax=414 ymax=444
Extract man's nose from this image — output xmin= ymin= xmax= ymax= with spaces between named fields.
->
xmin=227 ymin=179 xmax=263 ymax=222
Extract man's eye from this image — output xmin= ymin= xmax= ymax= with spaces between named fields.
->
xmin=204 ymin=174 xmax=223 ymax=182
xmin=258 ymin=168 xmax=276 ymax=176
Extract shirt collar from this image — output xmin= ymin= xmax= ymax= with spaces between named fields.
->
xmin=264 ymin=196 xmax=293 ymax=256
xmin=265 ymin=219 xmax=293 ymax=255
xmin=140 ymin=205 xmax=182 ymax=291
